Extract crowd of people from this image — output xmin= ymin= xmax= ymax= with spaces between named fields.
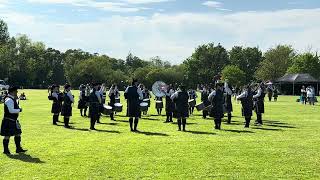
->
xmin=300 ymin=85 xmax=317 ymax=105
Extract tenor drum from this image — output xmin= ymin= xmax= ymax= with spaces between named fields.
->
xmin=188 ymin=99 xmax=196 ymax=107
xmin=140 ymin=102 xmax=149 ymax=112
xmin=114 ymin=103 xmax=123 ymax=112
xmin=143 ymin=99 xmax=150 ymax=107
xmin=115 ymin=98 xmax=120 ymax=103
xmin=102 ymin=104 xmax=113 ymax=115
xmin=155 ymin=101 xmax=163 ymax=109
xmin=196 ymin=102 xmax=205 ymax=111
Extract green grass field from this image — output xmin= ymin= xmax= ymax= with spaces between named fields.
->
xmin=0 ymin=89 xmax=319 ymax=179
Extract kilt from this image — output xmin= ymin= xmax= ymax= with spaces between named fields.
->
xmin=128 ymin=102 xmax=140 ymax=117
xmin=61 ymin=104 xmax=72 ymax=117
xmin=1 ymin=118 xmax=22 ymax=136
xmin=77 ymin=99 xmax=87 ymax=109
xmin=89 ymin=103 xmax=101 ymax=118
xmin=51 ymin=102 xmax=62 ymax=114
xmin=254 ymin=100 xmax=265 ymax=114
xmin=175 ymin=110 xmax=189 ymax=119
xmin=165 ymin=101 xmax=175 ymax=113
xmin=210 ymin=104 xmax=224 ymax=119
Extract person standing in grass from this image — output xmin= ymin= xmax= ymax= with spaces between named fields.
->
xmin=1 ymin=86 xmax=27 ymax=154
xmin=253 ymin=82 xmax=266 ymax=126
xmin=188 ymin=89 xmax=197 ymax=115
xmin=224 ymin=82 xmax=233 ymax=124
xmin=171 ymin=85 xmax=189 ymax=131
xmin=237 ymin=85 xmax=254 ymax=128
xmin=61 ymin=84 xmax=74 ymax=128
xmin=89 ymin=83 xmax=102 ymax=130
xmin=124 ymin=79 xmax=143 ymax=132
xmin=208 ymin=82 xmax=224 ymax=130
xmin=78 ymin=84 xmax=88 ymax=117
xmin=49 ymin=85 xmax=63 ymax=125
xmin=165 ymin=84 xmax=175 ymax=123
xmin=200 ymin=85 xmax=210 ymax=119
xmin=301 ymin=86 xmax=307 ymax=104
xmin=108 ymin=84 xmax=116 ymax=121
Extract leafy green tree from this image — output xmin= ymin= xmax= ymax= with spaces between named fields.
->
xmin=221 ymin=65 xmax=246 ymax=87
xmin=0 ymin=19 xmax=9 ymax=45
xmin=287 ymin=52 xmax=320 ymax=78
xmin=255 ymin=45 xmax=295 ymax=81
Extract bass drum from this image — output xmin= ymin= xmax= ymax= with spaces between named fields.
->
xmin=114 ymin=103 xmax=123 ymax=112
xmin=102 ymin=104 xmax=113 ymax=115
xmin=140 ymin=102 xmax=149 ymax=112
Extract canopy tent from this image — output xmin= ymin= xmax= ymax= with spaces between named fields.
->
xmin=275 ymin=74 xmax=319 ymax=95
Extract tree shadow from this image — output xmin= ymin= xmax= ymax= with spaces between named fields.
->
xmin=266 ymin=124 xmax=296 ymax=129
xmin=134 ymin=131 xmax=168 ymax=136
xmin=222 ymin=129 xmax=254 ymax=133
xmin=6 ymin=153 xmax=45 ymax=163
xmin=185 ymin=130 xmax=216 ymax=135
xmin=69 ymin=127 xmax=90 ymax=132
xmin=99 ymin=122 xmax=119 ymax=126
xmin=95 ymin=129 xmax=121 ymax=134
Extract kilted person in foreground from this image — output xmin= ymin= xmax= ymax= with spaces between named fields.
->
xmin=253 ymin=83 xmax=265 ymax=126
xmin=171 ymin=85 xmax=189 ymax=131
xmin=188 ymin=89 xmax=197 ymax=115
xmin=108 ymin=84 xmax=116 ymax=121
xmin=78 ymin=84 xmax=88 ymax=117
xmin=165 ymin=84 xmax=175 ymax=123
xmin=208 ymin=82 xmax=224 ymax=130
xmin=224 ymin=82 xmax=233 ymax=124
xmin=1 ymin=86 xmax=27 ymax=154
xmin=237 ymin=85 xmax=254 ymax=128
xmin=49 ymin=85 xmax=63 ymax=125
xmin=89 ymin=83 xmax=102 ymax=130
xmin=61 ymin=84 xmax=74 ymax=128
xmin=201 ymin=85 xmax=210 ymax=119
xmin=125 ymin=79 xmax=143 ymax=132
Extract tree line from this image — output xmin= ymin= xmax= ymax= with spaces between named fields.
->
xmin=1 ymin=19 xmax=319 ymax=89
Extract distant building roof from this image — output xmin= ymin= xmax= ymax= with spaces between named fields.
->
xmin=276 ymin=73 xmax=319 ymax=83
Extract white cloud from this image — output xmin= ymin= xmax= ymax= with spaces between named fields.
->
xmin=202 ymin=1 xmax=222 ymax=8
xmin=2 ymin=8 xmax=320 ymax=64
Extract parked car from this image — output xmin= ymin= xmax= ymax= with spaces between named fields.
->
xmin=0 ymin=80 xmax=9 ymax=90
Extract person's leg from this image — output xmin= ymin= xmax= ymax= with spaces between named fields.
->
xmin=257 ymin=113 xmax=263 ymax=125
xmin=169 ymin=112 xmax=173 ymax=122
xmin=53 ymin=114 xmax=58 ymax=125
xmin=64 ymin=116 xmax=70 ymax=128
xmin=14 ymin=134 xmax=27 ymax=153
xmin=110 ymin=112 xmax=114 ymax=121
xmin=80 ymin=109 xmax=83 ymax=116
xmin=245 ymin=116 xmax=251 ymax=128
xmin=177 ymin=118 xmax=182 ymax=131
xmin=3 ymin=136 xmax=10 ymax=154
xmin=129 ymin=117 xmax=134 ymax=131
xmin=182 ymin=118 xmax=187 ymax=131
xmin=134 ymin=117 xmax=139 ymax=131
xmin=90 ymin=116 xmax=96 ymax=130
xmin=84 ymin=107 xmax=88 ymax=116
xmin=227 ymin=113 xmax=232 ymax=124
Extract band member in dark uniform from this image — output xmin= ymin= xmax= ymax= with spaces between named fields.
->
xmin=224 ymin=82 xmax=233 ymax=124
xmin=155 ymin=96 xmax=163 ymax=115
xmin=165 ymin=85 xmax=175 ymax=123
xmin=89 ymin=83 xmax=102 ymax=130
xmin=97 ymin=84 xmax=106 ymax=123
xmin=61 ymin=84 xmax=74 ymax=128
xmin=78 ymin=84 xmax=88 ymax=117
xmin=188 ymin=89 xmax=197 ymax=115
xmin=201 ymin=86 xmax=210 ymax=119
xmin=267 ymin=85 xmax=273 ymax=102
xmin=237 ymin=85 xmax=254 ymax=128
xmin=171 ymin=85 xmax=189 ymax=131
xmin=124 ymin=79 xmax=143 ymax=132
xmin=253 ymin=83 xmax=265 ymax=125
xmin=208 ymin=82 xmax=224 ymax=130
xmin=273 ymin=87 xmax=279 ymax=102
xmin=108 ymin=84 xmax=116 ymax=121
xmin=141 ymin=85 xmax=151 ymax=115
xmin=49 ymin=85 xmax=63 ymax=125
xmin=1 ymin=86 xmax=27 ymax=154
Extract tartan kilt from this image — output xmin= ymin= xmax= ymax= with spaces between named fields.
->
xmin=61 ymin=104 xmax=72 ymax=117
xmin=1 ymin=118 xmax=22 ymax=136
xmin=51 ymin=102 xmax=62 ymax=114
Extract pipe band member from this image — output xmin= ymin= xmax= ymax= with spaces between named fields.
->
xmin=49 ymin=85 xmax=63 ymax=125
xmin=237 ymin=85 xmax=254 ymax=128
xmin=1 ymin=86 xmax=27 ymax=154
xmin=89 ymin=83 xmax=102 ymax=130
xmin=61 ymin=84 xmax=74 ymax=128
xmin=201 ymin=86 xmax=210 ymax=119
xmin=124 ymin=79 xmax=143 ymax=132
xmin=224 ymin=82 xmax=233 ymax=124
xmin=208 ymin=82 xmax=224 ymax=130
xmin=108 ymin=84 xmax=116 ymax=121
xmin=253 ymin=83 xmax=265 ymax=125
xmin=188 ymin=89 xmax=197 ymax=115
xmin=171 ymin=85 xmax=189 ymax=131
xmin=165 ymin=84 xmax=175 ymax=123
xmin=78 ymin=84 xmax=88 ymax=117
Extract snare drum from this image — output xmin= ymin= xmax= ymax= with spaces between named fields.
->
xmin=196 ymin=102 xmax=205 ymax=111
xmin=102 ymin=104 xmax=113 ymax=115
xmin=115 ymin=98 xmax=120 ymax=103
xmin=156 ymin=101 xmax=163 ymax=109
xmin=143 ymin=99 xmax=150 ymax=107
xmin=140 ymin=102 xmax=149 ymax=112
xmin=114 ymin=103 xmax=123 ymax=112
xmin=188 ymin=99 xmax=196 ymax=107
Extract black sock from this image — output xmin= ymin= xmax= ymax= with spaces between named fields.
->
xmin=129 ymin=118 xmax=133 ymax=131
xmin=3 ymin=139 xmax=9 ymax=153
xmin=80 ymin=109 xmax=83 ymax=116
xmin=182 ymin=118 xmax=186 ymax=131
xmin=177 ymin=119 xmax=182 ymax=130
xmin=227 ymin=113 xmax=232 ymax=123
xmin=134 ymin=118 xmax=139 ymax=131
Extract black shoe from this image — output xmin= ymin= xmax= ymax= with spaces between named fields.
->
xmin=3 ymin=150 xmax=10 ymax=155
xmin=64 ymin=125 xmax=71 ymax=128
xmin=16 ymin=148 xmax=27 ymax=153
xmin=90 ymin=127 xmax=96 ymax=130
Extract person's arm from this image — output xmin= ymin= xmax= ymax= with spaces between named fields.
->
xmin=208 ymin=91 xmax=216 ymax=102
xmin=52 ymin=92 xmax=59 ymax=100
xmin=5 ymin=98 xmax=21 ymax=114
xmin=171 ymin=92 xmax=179 ymax=100
xmin=67 ymin=91 xmax=74 ymax=103
xmin=137 ymin=88 xmax=143 ymax=100
xmin=237 ymin=91 xmax=247 ymax=100
xmin=253 ymin=89 xmax=262 ymax=99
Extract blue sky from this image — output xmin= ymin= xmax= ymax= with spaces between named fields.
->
xmin=1 ymin=0 xmax=320 ymax=64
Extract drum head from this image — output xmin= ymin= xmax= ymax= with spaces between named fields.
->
xmin=156 ymin=101 xmax=162 ymax=103
xmin=140 ymin=102 xmax=148 ymax=107
xmin=143 ymin=99 xmax=150 ymax=102
xmin=188 ymin=99 xmax=195 ymax=103
xmin=104 ymin=104 xmax=112 ymax=110
xmin=114 ymin=103 xmax=122 ymax=107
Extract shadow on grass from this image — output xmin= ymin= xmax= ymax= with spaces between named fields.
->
xmin=98 ymin=122 xmax=119 ymax=126
xmin=252 ymin=127 xmax=283 ymax=131
xmin=134 ymin=131 xmax=169 ymax=136
xmin=172 ymin=122 xmax=198 ymax=125
xmin=6 ymin=153 xmax=45 ymax=163
xmin=95 ymin=129 xmax=121 ymax=134
xmin=222 ymin=129 xmax=254 ymax=133
xmin=185 ymin=130 xmax=216 ymax=135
